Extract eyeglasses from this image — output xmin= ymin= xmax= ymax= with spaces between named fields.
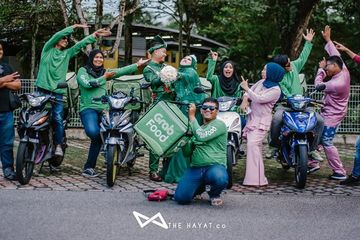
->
xmin=201 ymin=105 xmax=218 ymax=111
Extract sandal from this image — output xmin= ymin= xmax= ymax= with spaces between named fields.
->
xmin=210 ymin=197 xmax=224 ymax=206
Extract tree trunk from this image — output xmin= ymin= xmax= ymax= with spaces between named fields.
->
xmin=74 ymin=0 xmax=92 ymax=53
xmin=58 ymin=0 xmax=69 ymax=26
xmin=30 ymin=0 xmax=40 ymax=79
xmin=184 ymin=25 xmax=192 ymax=56
xmin=95 ymin=0 xmax=103 ymax=30
xmin=282 ymin=0 xmax=320 ymax=58
xmin=124 ymin=14 xmax=133 ymax=65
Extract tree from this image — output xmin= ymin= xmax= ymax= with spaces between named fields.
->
xmin=143 ymin=0 xmax=207 ymax=59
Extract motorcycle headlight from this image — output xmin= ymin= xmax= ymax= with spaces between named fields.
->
xmin=119 ymin=117 xmax=130 ymax=127
xmin=109 ymin=97 xmax=127 ymax=109
xmin=27 ymin=95 xmax=46 ymax=107
xmin=218 ymin=101 xmax=233 ymax=111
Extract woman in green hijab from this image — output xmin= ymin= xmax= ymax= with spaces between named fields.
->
xmin=160 ymin=55 xmax=206 ymax=183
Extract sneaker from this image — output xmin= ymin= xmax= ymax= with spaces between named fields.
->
xmin=82 ymin=168 xmax=99 ymax=177
xmin=265 ymin=147 xmax=278 ymax=159
xmin=329 ymin=172 xmax=347 ymax=180
xmin=3 ymin=168 xmax=17 ymax=180
xmin=307 ymin=165 xmax=320 ymax=174
xmin=149 ymin=172 xmax=162 ymax=182
xmin=309 ymin=151 xmax=323 ymax=162
xmin=210 ymin=197 xmax=224 ymax=206
xmin=54 ymin=145 xmax=64 ymax=157
xmin=340 ymin=175 xmax=360 ymax=186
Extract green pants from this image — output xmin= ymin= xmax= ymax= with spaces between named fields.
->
xmin=149 ymin=152 xmax=161 ymax=173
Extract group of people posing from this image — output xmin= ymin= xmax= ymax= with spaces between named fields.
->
xmin=1 ymin=24 xmax=360 ymax=206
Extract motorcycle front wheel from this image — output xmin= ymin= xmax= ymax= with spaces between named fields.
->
xmin=226 ymin=145 xmax=235 ymax=189
xmin=106 ymin=144 xmax=120 ymax=187
xmin=295 ymin=144 xmax=308 ymax=189
xmin=16 ymin=142 xmax=36 ymax=185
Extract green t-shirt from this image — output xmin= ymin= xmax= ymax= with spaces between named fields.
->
xmin=77 ymin=64 xmax=138 ymax=112
xmin=186 ymin=118 xmax=227 ymax=167
xmin=279 ymin=41 xmax=313 ymax=97
xmin=35 ymin=26 xmax=96 ymax=95
xmin=143 ymin=61 xmax=175 ymax=101
xmin=206 ymin=59 xmax=242 ymax=98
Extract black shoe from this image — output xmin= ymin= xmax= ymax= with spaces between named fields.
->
xmin=340 ymin=175 xmax=360 ymax=186
xmin=3 ymin=168 xmax=17 ymax=180
xmin=328 ymin=172 xmax=347 ymax=180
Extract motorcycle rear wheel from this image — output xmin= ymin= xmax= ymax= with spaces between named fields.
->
xmin=16 ymin=142 xmax=36 ymax=185
xmin=106 ymin=145 xmax=120 ymax=187
xmin=226 ymin=145 xmax=235 ymax=189
xmin=295 ymin=145 xmax=308 ymax=189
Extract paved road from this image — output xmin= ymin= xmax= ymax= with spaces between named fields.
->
xmin=0 ymin=190 xmax=359 ymax=240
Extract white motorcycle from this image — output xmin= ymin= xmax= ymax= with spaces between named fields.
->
xmin=217 ymin=96 xmax=243 ymax=189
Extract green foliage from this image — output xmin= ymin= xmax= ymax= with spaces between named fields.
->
xmin=196 ymin=0 xmax=360 ymax=84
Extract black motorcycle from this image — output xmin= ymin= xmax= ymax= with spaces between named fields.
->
xmin=93 ymin=82 xmax=151 ymax=187
xmin=16 ymin=83 xmax=68 ymax=184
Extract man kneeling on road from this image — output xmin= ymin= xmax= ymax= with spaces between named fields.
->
xmin=174 ymin=98 xmax=228 ymax=206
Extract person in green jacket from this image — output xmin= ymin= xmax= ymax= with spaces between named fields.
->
xmin=77 ymin=49 xmax=148 ymax=177
xmin=35 ymin=24 xmax=111 ymax=157
xmin=143 ymin=35 xmax=175 ymax=181
xmin=207 ymin=51 xmax=242 ymax=99
xmin=174 ymin=98 xmax=228 ymax=206
xmin=206 ymin=51 xmax=246 ymax=130
xmin=160 ymin=55 xmax=206 ymax=183
xmin=269 ymin=28 xmax=324 ymax=163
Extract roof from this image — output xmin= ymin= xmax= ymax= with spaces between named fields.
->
xmin=131 ymin=23 xmax=228 ymax=49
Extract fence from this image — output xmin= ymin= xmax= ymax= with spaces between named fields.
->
xmin=14 ymin=79 xmax=360 ymax=134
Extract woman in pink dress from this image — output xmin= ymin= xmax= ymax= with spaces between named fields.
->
xmin=240 ymin=62 xmax=285 ymax=186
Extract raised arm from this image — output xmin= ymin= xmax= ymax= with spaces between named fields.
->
xmin=68 ymin=28 xmax=111 ymax=58
xmin=315 ymin=58 xmax=327 ymax=86
xmin=292 ymin=29 xmax=315 ymax=71
xmin=42 ymin=26 xmax=74 ymax=54
xmin=206 ymin=51 xmax=219 ymax=84
xmin=334 ymin=41 xmax=360 ymax=65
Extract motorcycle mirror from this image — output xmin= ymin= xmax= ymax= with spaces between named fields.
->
xmin=194 ymin=87 xmax=205 ymax=94
xmin=140 ymin=82 xmax=151 ymax=89
xmin=56 ymin=82 xmax=68 ymax=89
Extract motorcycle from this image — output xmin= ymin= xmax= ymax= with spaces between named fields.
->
xmin=93 ymin=82 xmax=151 ymax=187
xmin=16 ymin=82 xmax=69 ymax=185
xmin=276 ymin=87 xmax=324 ymax=189
xmin=194 ymin=87 xmax=243 ymax=189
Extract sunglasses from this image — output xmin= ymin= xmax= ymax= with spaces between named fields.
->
xmin=201 ymin=105 xmax=218 ymax=111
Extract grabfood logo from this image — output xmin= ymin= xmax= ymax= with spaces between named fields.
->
xmin=133 ymin=211 xmax=169 ymax=229
xmin=146 ymin=113 xmax=174 ymax=142
xmin=196 ymin=126 xmax=217 ymax=139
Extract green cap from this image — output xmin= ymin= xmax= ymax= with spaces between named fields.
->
xmin=148 ymin=35 xmax=167 ymax=54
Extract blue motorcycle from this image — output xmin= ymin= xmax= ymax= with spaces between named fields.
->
xmin=277 ymin=90 xmax=323 ymax=188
